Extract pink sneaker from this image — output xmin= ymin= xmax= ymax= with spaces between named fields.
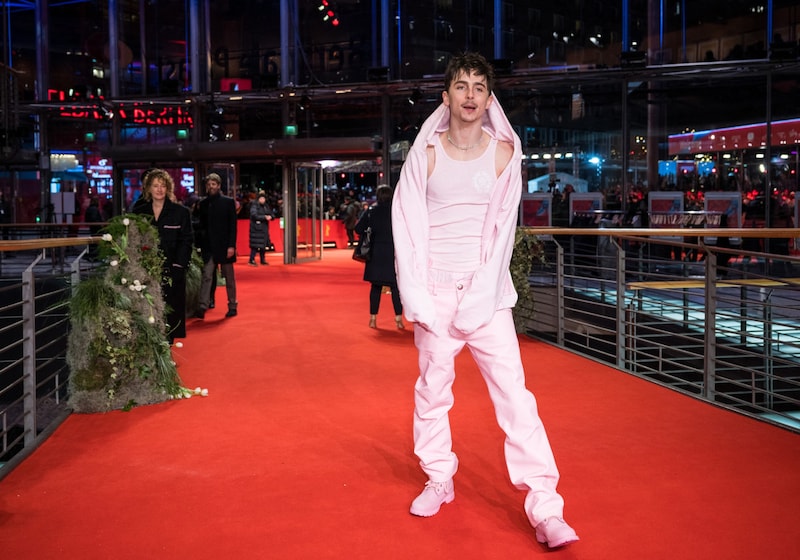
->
xmin=409 ymin=479 xmax=455 ymax=517
xmin=535 ymin=517 xmax=579 ymax=548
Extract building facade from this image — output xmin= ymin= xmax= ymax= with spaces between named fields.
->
xmin=0 ymin=1 xmax=797 ymax=226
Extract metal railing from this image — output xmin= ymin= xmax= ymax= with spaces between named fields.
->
xmin=516 ymin=226 xmax=800 ymax=433
xmin=0 ymin=236 xmax=98 ymax=477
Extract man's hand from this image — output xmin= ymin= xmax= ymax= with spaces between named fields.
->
xmin=226 ymin=247 xmax=235 ymax=258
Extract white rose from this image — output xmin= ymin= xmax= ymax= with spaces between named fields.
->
xmin=122 ymin=218 xmax=130 ymax=226
xmin=200 ymin=389 xmax=209 ymax=397
xmin=110 ymin=260 xmax=119 ymax=267
xmin=148 ymin=316 xmax=155 ymax=324
xmin=121 ymin=278 xmax=127 ymax=284
xmin=101 ymin=233 xmax=112 ymax=241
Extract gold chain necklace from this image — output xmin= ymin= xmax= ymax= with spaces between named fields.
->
xmin=446 ymin=133 xmax=483 ymax=151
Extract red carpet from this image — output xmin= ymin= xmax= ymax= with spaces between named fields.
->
xmin=1 ymin=249 xmax=799 ymax=559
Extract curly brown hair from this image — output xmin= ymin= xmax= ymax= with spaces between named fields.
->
xmin=443 ymin=51 xmax=495 ymax=95
xmin=142 ymin=168 xmax=176 ymax=202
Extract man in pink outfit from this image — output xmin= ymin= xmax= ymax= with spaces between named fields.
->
xmin=391 ymin=52 xmax=579 ymax=549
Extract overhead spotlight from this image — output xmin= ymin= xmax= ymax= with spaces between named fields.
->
xmin=408 ymin=88 xmax=422 ymax=105
xmin=319 ymin=0 xmax=339 ymax=25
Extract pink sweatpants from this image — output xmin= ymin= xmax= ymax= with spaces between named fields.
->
xmin=413 ymin=271 xmax=566 ymax=527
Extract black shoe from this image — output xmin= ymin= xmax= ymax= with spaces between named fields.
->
xmin=209 ymin=300 xmax=215 ymax=309
xmin=192 ymin=308 xmax=206 ymax=319
xmin=248 ymin=260 xmax=258 ymax=266
xmin=260 ymin=261 xmax=269 ymax=265
xmin=225 ymin=309 xmax=237 ymax=318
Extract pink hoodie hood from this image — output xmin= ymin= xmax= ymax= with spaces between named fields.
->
xmin=392 ymin=96 xmax=522 ymax=334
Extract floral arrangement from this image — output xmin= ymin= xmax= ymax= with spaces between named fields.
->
xmin=67 ymin=214 xmax=204 ymax=412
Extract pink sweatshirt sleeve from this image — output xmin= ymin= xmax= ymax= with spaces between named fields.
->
xmin=392 ymin=136 xmax=437 ymax=330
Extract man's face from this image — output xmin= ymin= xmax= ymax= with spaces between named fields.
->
xmin=206 ymin=180 xmax=221 ymax=196
xmin=442 ymin=69 xmax=493 ymax=123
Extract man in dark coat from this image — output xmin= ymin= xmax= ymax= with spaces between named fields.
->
xmin=195 ymin=173 xmax=239 ymax=318
xmin=342 ymin=196 xmax=359 ymax=247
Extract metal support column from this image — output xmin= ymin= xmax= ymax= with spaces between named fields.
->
xmin=494 ymin=0 xmax=502 ymax=58
xmin=108 ymin=0 xmax=120 ymax=98
xmin=22 ymin=254 xmax=43 ymax=446
xmin=703 ymin=250 xmax=717 ymax=400
xmin=615 ymin=240 xmax=627 ymax=369
xmin=282 ymin=163 xmax=296 ymax=264
xmin=556 ymin=243 xmax=565 ymax=346
xmin=34 ymin=0 xmax=50 ymax=216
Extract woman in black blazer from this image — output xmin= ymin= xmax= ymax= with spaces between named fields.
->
xmin=355 ymin=184 xmax=404 ymax=329
xmin=133 ymin=169 xmax=194 ymax=343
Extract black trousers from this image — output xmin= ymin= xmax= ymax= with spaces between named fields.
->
xmin=369 ymin=282 xmax=402 ymax=315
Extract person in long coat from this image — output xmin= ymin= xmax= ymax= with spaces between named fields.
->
xmin=248 ymin=191 xmax=273 ymax=265
xmin=132 ymin=169 xmax=194 ymax=343
xmin=195 ymin=173 xmax=238 ymax=318
xmin=354 ymin=184 xmax=404 ymax=329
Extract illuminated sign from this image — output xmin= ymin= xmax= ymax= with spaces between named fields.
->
xmin=47 ymin=89 xmax=194 ymax=127
xmin=180 ymin=168 xmax=195 ymax=193
xmin=87 ymin=157 xmax=113 ymax=180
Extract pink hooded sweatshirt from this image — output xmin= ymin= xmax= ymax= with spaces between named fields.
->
xmin=391 ymin=97 xmax=522 ymax=335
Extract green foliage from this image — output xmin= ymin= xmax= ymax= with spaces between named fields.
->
xmin=184 ymin=249 xmax=204 ymax=316
xmin=511 ymin=227 xmax=546 ymax=333
xmin=68 ymin=277 xmax=119 ymax=322
xmin=67 ymin=214 xmax=184 ymax=412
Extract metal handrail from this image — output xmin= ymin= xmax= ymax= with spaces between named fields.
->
xmin=517 ymin=227 xmax=800 ymax=433
xmin=0 ymin=237 xmax=96 ymax=477
xmin=0 ymin=236 xmax=99 ymax=252
xmin=519 ymin=227 xmax=799 ymax=238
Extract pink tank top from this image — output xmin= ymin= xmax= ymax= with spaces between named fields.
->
xmin=427 ymin=134 xmax=497 ymax=272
